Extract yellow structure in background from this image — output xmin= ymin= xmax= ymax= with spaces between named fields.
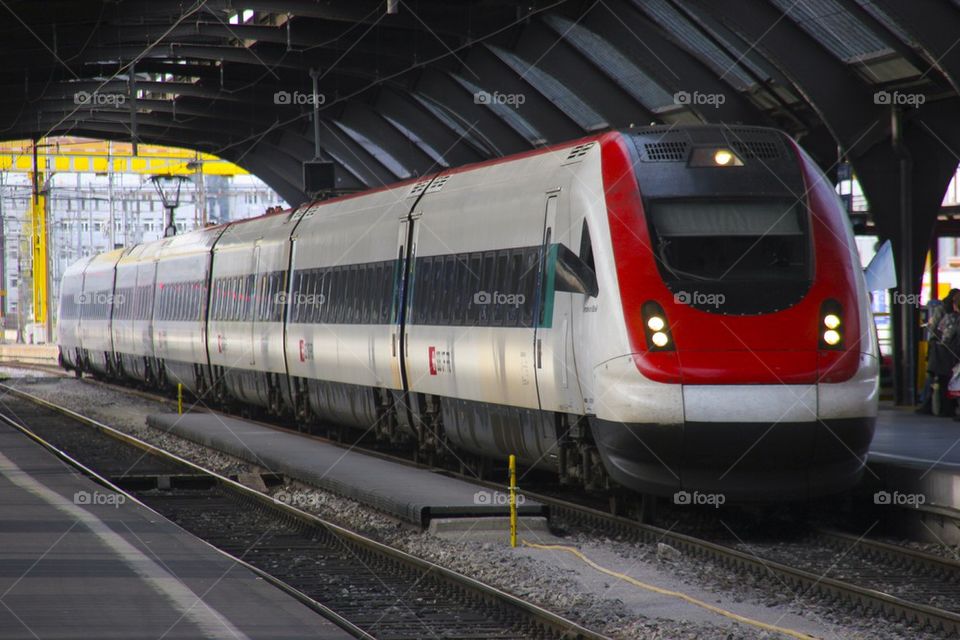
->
xmin=0 ymin=138 xmax=249 ymax=177
xmin=29 ymin=179 xmax=47 ymax=331
xmin=0 ymin=136 xmax=250 ymax=343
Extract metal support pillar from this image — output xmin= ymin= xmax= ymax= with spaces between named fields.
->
xmin=891 ymin=108 xmax=916 ymax=406
xmin=930 ymin=238 xmax=939 ymax=302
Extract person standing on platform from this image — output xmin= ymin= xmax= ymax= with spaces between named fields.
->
xmin=917 ymin=290 xmax=960 ymax=413
xmin=925 ymin=290 xmax=960 ymax=416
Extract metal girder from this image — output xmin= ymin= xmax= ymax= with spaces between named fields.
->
xmin=515 ymin=18 xmax=659 ymax=127
xmin=373 ymin=88 xmax=485 ymax=168
xmin=416 ymin=69 xmax=532 ymax=157
xmin=871 ymin=0 xmax=960 ymax=95
xmin=337 ymin=103 xmax=437 ymax=179
xmin=687 ymin=0 xmax=884 ymax=156
xmin=463 ymin=44 xmax=586 ymax=142
xmin=587 ymin=0 xmax=768 ymax=125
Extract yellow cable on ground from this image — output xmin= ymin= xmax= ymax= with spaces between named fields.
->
xmin=521 ymin=541 xmax=818 ymax=640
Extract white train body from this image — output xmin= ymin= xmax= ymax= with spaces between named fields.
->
xmin=58 ymin=126 xmax=878 ymax=500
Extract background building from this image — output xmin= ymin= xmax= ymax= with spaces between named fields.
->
xmin=0 ymin=138 xmax=287 ymax=342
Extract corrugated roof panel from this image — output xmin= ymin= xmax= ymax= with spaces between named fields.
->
xmin=381 ymin=114 xmax=450 ymax=168
xmin=450 ymin=74 xmax=546 ymax=146
xmin=635 ymin=0 xmax=756 ymax=91
xmin=409 ymin=92 xmax=493 ymax=156
xmin=544 ymin=14 xmax=675 ymax=111
xmin=488 ymin=45 xmax=607 ymax=131
xmin=332 ymin=121 xmax=411 ymax=180
xmin=771 ymin=0 xmax=892 ymax=62
xmin=854 ymin=0 xmax=916 ymax=47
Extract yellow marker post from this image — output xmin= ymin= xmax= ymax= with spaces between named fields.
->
xmin=177 ymin=383 xmax=183 ymax=415
xmin=508 ymin=454 xmax=517 ymax=548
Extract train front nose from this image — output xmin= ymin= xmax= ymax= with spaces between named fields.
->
xmin=590 ymin=353 xmax=877 ymax=502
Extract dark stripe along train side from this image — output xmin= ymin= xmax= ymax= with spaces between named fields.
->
xmin=58 ymin=125 xmax=879 ymax=502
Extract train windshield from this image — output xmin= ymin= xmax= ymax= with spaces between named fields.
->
xmin=647 ymin=198 xmax=812 ymax=314
xmin=649 ymin=199 xmax=809 ymax=283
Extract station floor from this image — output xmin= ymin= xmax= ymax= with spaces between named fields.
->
xmin=0 ymin=421 xmax=352 ymax=640
xmin=871 ymin=404 xmax=960 ymax=470
xmin=148 ymin=412 xmax=545 ymax=526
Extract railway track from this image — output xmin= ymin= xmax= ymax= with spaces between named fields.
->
xmin=8 ymin=370 xmax=960 ymax=637
xmin=0 ymin=384 xmax=607 ymax=640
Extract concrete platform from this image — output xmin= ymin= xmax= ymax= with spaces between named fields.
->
xmin=147 ymin=412 xmax=545 ymax=526
xmin=870 ymin=405 xmax=960 ymax=470
xmin=0 ymin=421 xmax=353 ymax=640
xmin=0 ymin=344 xmax=59 ymax=366
xmin=865 ymin=405 xmax=960 ymax=543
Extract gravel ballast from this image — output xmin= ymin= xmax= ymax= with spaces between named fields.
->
xmin=0 ymin=371 xmax=945 ymax=639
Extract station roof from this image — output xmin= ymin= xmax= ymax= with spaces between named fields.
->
xmin=1 ymin=1 xmax=959 ymax=252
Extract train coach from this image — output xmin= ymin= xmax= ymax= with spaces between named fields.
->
xmin=58 ymin=124 xmax=879 ymax=502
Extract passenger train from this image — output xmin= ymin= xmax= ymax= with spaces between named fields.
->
xmin=58 ymin=125 xmax=879 ymax=501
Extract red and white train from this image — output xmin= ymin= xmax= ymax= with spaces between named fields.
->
xmin=58 ymin=125 xmax=879 ymax=501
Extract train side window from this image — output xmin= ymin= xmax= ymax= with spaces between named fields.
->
xmin=427 ymin=257 xmax=440 ymax=325
xmin=380 ymin=262 xmax=393 ymax=324
xmin=411 ymin=258 xmax=426 ymax=325
xmin=440 ymin=255 xmax=454 ymax=325
xmin=249 ymin=273 xmax=257 ymax=322
xmin=449 ymin=257 xmax=462 ymax=325
xmin=341 ymin=267 xmax=352 ymax=324
xmin=319 ymin=268 xmax=329 ymax=323
xmin=505 ymin=250 xmax=523 ymax=326
xmin=349 ymin=265 xmax=360 ymax=324
xmin=365 ymin=264 xmax=376 ymax=323
xmin=491 ymin=252 xmax=509 ymax=326
xmin=309 ymin=269 xmax=321 ymax=323
xmin=464 ymin=254 xmax=481 ymax=324
xmin=367 ymin=263 xmax=378 ymax=324
xmin=478 ymin=252 xmax=494 ymax=325
xmin=301 ymin=270 xmax=313 ymax=323
xmin=432 ymin=257 xmax=444 ymax=325
xmin=325 ymin=267 xmax=338 ymax=324
xmin=367 ymin=263 xmax=378 ymax=323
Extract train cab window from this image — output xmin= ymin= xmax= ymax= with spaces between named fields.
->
xmin=649 ymin=199 xmax=808 ymax=282
xmin=648 ymin=199 xmax=812 ymax=314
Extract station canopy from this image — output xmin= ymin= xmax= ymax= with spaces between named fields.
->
xmin=1 ymin=1 xmax=959 ymax=264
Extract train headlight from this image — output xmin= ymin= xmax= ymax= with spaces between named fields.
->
xmin=642 ymin=301 xmax=674 ymax=351
xmin=688 ymin=146 xmax=744 ymax=167
xmin=819 ymin=300 xmax=844 ymax=349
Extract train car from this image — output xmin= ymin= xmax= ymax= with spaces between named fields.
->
xmin=207 ymin=210 xmax=299 ymax=411
xmin=284 ymin=189 xmax=407 ymax=438
xmin=74 ymin=248 xmax=127 ymax=377
xmin=151 ymin=227 xmax=224 ymax=393
xmin=58 ymin=124 xmax=878 ymax=502
xmin=56 ymin=255 xmax=92 ymax=373
xmin=111 ymin=241 xmax=164 ymax=383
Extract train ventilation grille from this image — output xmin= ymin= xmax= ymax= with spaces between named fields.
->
xmin=642 ymin=140 xmax=688 ymax=162
xmin=408 ymin=180 xmax=431 ymax=197
xmin=426 ymin=175 xmax=450 ymax=193
xmin=730 ymin=140 xmax=782 ymax=160
xmin=565 ymin=142 xmax=595 ymax=161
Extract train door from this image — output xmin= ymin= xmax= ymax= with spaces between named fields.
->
xmin=390 ymin=212 xmax=420 ymax=434
xmin=248 ymin=243 xmax=261 ymax=366
xmin=534 ymin=192 xmax=585 ymax=414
